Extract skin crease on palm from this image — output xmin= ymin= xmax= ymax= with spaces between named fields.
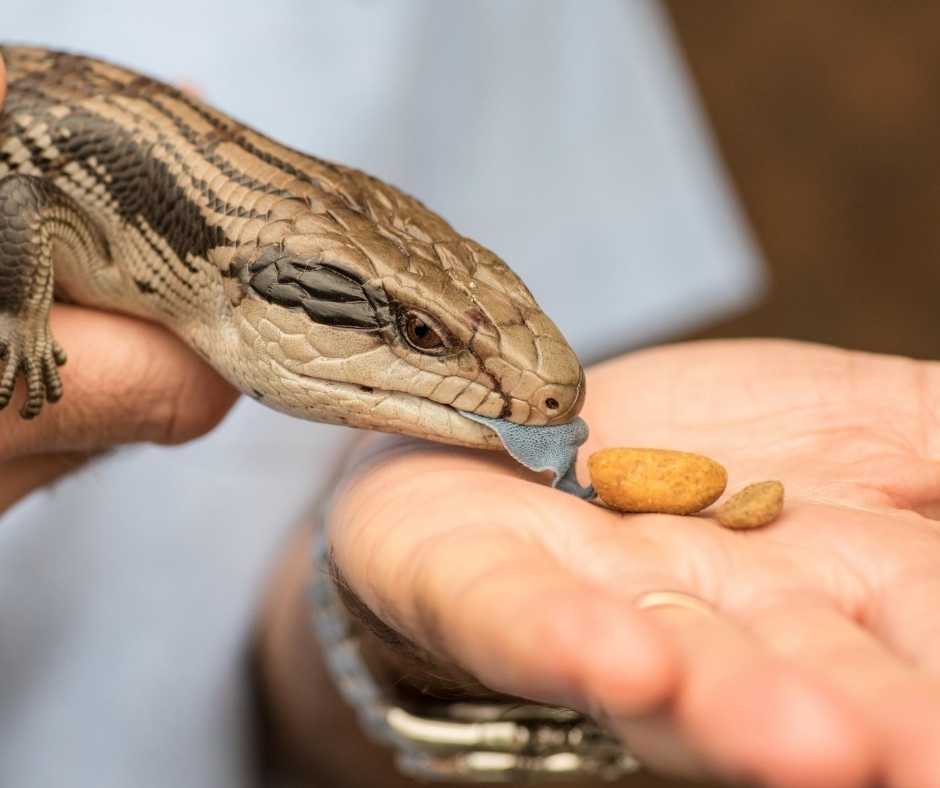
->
xmin=330 ymin=339 xmax=940 ymax=788
xmin=4 ymin=53 xmax=940 ymax=788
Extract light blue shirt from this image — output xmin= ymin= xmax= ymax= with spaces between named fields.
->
xmin=1 ymin=2 xmax=763 ymax=785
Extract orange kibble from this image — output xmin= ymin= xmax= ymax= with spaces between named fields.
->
xmin=588 ymin=448 xmax=728 ymax=515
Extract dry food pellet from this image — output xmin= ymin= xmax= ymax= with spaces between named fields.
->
xmin=716 ymin=481 xmax=784 ymax=529
xmin=588 ymin=448 xmax=728 ymax=515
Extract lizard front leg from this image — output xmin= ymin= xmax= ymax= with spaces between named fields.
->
xmin=0 ymin=173 xmax=109 ymax=418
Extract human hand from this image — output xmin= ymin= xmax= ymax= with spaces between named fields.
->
xmin=327 ymin=339 xmax=940 ymax=788
xmin=0 ymin=55 xmax=237 ymax=513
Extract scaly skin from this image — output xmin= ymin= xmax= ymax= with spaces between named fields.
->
xmin=0 ymin=46 xmax=584 ymax=446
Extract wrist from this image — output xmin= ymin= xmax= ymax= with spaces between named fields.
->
xmin=327 ymin=552 xmax=505 ymax=704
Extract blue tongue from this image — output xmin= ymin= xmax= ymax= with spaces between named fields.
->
xmin=459 ymin=412 xmax=595 ymax=499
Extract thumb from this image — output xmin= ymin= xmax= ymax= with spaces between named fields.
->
xmin=0 ymin=304 xmax=239 ymax=459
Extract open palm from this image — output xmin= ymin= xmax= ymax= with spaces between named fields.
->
xmin=329 ymin=339 xmax=940 ymax=788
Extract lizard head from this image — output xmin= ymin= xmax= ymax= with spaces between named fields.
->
xmin=222 ymin=172 xmax=585 ymax=449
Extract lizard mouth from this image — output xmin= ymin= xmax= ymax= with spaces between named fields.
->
xmin=281 ymin=367 xmax=504 ymax=449
xmin=278 ymin=366 xmax=592 ymax=495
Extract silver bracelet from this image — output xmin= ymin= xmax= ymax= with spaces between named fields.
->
xmin=308 ymin=505 xmax=641 ymax=782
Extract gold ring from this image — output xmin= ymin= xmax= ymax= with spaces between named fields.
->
xmin=634 ymin=590 xmax=715 ymax=616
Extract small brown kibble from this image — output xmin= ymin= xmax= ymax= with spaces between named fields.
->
xmin=716 ymin=481 xmax=784 ymax=529
xmin=588 ymin=448 xmax=728 ymax=515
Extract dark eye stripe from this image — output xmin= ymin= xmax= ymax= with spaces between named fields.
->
xmin=247 ymin=254 xmax=391 ymax=330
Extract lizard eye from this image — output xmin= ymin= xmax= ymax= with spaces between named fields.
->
xmin=400 ymin=309 xmax=450 ymax=354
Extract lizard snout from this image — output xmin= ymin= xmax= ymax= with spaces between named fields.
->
xmin=532 ymin=367 xmax=586 ymax=424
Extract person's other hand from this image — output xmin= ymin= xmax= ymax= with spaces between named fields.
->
xmin=329 ymin=339 xmax=940 ymax=788
xmin=0 ymin=54 xmax=237 ymax=512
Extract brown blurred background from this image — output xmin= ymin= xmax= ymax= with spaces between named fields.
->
xmin=669 ymin=1 xmax=940 ymax=358
xmin=613 ymin=2 xmax=940 ymax=786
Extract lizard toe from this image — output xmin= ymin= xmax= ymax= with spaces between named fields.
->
xmin=0 ymin=347 xmax=20 ymax=411
xmin=51 ymin=339 xmax=67 ymax=367
xmin=42 ymin=350 xmax=64 ymax=403
xmin=19 ymin=357 xmax=44 ymax=419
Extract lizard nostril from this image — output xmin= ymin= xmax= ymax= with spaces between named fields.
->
xmin=544 ymin=397 xmax=560 ymax=411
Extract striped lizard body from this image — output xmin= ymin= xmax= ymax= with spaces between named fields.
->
xmin=0 ymin=46 xmax=585 ymax=449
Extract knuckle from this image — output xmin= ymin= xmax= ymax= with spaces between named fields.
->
xmin=163 ymin=363 xmax=208 ymax=443
xmin=151 ymin=367 xmax=233 ymax=445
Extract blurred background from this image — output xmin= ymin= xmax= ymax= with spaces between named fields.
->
xmin=671 ymin=1 xmax=940 ymax=357
xmin=2 ymin=1 xmax=938 ymax=787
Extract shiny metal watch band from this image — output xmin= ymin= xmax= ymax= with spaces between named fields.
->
xmin=309 ymin=521 xmax=641 ymax=782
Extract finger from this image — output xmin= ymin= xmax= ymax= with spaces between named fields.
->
xmin=176 ymin=80 xmax=204 ymax=99
xmin=636 ymin=599 xmax=875 ymax=788
xmin=0 ymin=52 xmax=6 ymax=107
xmin=329 ymin=447 xmax=679 ymax=717
xmin=0 ymin=305 xmax=238 ymax=460
xmin=614 ymin=711 xmax=713 ymax=782
xmin=0 ymin=452 xmax=91 ymax=515
xmin=746 ymin=596 xmax=940 ymax=788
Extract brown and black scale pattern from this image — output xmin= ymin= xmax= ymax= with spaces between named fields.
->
xmin=0 ymin=47 xmax=391 ymax=300
xmin=3 ymin=52 xmax=227 ymax=274
xmin=0 ymin=45 xmax=398 ymax=415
